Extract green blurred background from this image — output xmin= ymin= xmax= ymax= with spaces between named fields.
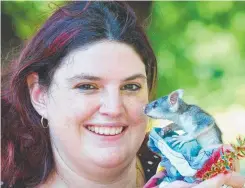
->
xmin=1 ymin=1 xmax=245 ymax=174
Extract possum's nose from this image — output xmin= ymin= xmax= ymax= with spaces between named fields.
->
xmin=143 ymin=105 xmax=148 ymax=114
xmin=144 ymin=105 xmax=151 ymax=114
xmin=144 ymin=101 xmax=157 ymax=114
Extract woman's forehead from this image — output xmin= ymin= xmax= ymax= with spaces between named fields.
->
xmin=54 ymin=41 xmax=147 ymax=81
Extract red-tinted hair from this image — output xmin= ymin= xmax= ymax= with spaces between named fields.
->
xmin=1 ymin=1 xmax=157 ymax=187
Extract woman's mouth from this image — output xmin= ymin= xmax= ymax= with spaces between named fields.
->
xmin=85 ymin=125 xmax=127 ymax=136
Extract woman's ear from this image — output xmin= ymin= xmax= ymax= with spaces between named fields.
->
xmin=27 ymin=73 xmax=48 ymax=118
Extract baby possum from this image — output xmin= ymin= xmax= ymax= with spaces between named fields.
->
xmin=144 ymin=89 xmax=223 ymax=149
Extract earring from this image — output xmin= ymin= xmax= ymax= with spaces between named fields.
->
xmin=41 ymin=116 xmax=48 ymax=128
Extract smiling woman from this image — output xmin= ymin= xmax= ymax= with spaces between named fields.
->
xmin=1 ymin=2 xmax=158 ymax=188
xmin=30 ymin=40 xmax=150 ymax=175
xmin=2 ymin=1 xmax=244 ymax=188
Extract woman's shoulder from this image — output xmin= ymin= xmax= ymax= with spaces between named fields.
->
xmin=137 ymin=134 xmax=161 ymax=182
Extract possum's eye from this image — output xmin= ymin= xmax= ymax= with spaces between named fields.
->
xmin=152 ymin=101 xmax=158 ymax=108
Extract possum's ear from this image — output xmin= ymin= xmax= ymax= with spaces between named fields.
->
xmin=168 ymin=89 xmax=184 ymax=111
xmin=177 ymin=89 xmax=184 ymax=99
xmin=168 ymin=90 xmax=179 ymax=105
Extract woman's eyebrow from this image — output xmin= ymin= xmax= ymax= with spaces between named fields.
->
xmin=67 ymin=74 xmax=101 ymax=82
xmin=123 ymin=74 xmax=147 ymax=81
xmin=67 ymin=73 xmax=147 ymax=82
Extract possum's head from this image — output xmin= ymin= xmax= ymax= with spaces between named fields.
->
xmin=144 ymin=89 xmax=184 ymax=120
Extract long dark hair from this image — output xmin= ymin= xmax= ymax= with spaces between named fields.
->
xmin=1 ymin=1 xmax=157 ymax=187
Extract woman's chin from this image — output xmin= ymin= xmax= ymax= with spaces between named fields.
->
xmin=90 ymin=150 xmax=129 ymax=169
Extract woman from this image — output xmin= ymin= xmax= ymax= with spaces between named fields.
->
xmin=1 ymin=1 xmax=244 ymax=187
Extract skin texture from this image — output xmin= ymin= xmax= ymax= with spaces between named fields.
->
xmin=28 ymin=41 xmax=149 ymax=187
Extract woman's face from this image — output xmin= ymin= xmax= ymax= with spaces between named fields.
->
xmin=44 ymin=41 xmax=149 ymax=171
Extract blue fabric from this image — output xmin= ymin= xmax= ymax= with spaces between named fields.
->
xmin=147 ymin=127 xmax=219 ymax=184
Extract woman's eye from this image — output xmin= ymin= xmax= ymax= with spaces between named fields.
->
xmin=121 ymin=84 xmax=141 ymax=91
xmin=76 ymin=84 xmax=97 ymax=90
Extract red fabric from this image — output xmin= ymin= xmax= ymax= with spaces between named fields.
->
xmin=195 ymin=147 xmax=223 ymax=179
xmin=195 ymin=146 xmax=233 ymax=180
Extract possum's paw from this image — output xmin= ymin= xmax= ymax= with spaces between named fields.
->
xmin=170 ymin=134 xmax=194 ymax=149
xmin=160 ymin=126 xmax=172 ymax=136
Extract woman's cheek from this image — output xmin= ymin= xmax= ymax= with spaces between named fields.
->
xmin=67 ymin=104 xmax=96 ymax=126
xmin=67 ymin=94 xmax=99 ymax=115
xmin=128 ymin=99 xmax=148 ymax=125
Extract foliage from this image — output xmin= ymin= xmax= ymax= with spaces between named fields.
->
xmin=2 ymin=1 xmax=65 ymax=40
xmin=147 ymin=2 xmax=245 ymax=110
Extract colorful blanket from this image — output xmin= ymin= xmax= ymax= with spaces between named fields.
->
xmin=144 ymin=127 xmax=224 ymax=188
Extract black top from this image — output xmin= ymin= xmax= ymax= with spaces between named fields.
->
xmin=138 ymin=134 xmax=161 ymax=182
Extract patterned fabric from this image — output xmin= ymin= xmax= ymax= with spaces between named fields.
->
xmin=144 ymin=127 xmax=223 ymax=187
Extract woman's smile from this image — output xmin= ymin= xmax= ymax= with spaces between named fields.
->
xmin=85 ymin=122 xmax=127 ymax=136
xmin=84 ymin=122 xmax=129 ymax=142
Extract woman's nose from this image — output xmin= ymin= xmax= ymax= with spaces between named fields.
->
xmin=99 ymin=89 xmax=124 ymax=117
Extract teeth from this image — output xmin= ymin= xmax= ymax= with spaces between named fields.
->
xmin=110 ymin=128 xmax=116 ymax=135
xmin=95 ymin=127 xmax=99 ymax=134
xmin=99 ymin=127 xmax=104 ymax=134
xmin=87 ymin=126 xmax=124 ymax=135
xmin=116 ymin=127 xmax=122 ymax=134
xmin=104 ymin=127 xmax=109 ymax=135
